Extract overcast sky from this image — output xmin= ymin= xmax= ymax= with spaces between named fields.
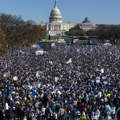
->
xmin=0 ymin=0 xmax=120 ymax=24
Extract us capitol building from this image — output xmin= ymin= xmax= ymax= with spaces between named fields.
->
xmin=46 ymin=1 xmax=96 ymax=36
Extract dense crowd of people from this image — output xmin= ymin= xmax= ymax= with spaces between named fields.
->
xmin=0 ymin=44 xmax=120 ymax=120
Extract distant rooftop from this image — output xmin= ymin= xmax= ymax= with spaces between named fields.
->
xmin=82 ymin=17 xmax=91 ymax=23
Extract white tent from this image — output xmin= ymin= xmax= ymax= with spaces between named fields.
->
xmin=35 ymin=50 xmax=44 ymax=55
xmin=103 ymin=43 xmax=112 ymax=46
xmin=58 ymin=39 xmax=65 ymax=43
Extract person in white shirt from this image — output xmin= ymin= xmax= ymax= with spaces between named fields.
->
xmin=91 ymin=109 xmax=100 ymax=120
xmin=111 ymin=104 xmax=116 ymax=119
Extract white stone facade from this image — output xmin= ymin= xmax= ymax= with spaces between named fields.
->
xmin=79 ymin=17 xmax=96 ymax=31
xmin=47 ymin=22 xmax=75 ymax=36
xmin=46 ymin=1 xmax=75 ymax=36
xmin=46 ymin=2 xmax=95 ymax=36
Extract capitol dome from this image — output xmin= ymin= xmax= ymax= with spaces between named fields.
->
xmin=49 ymin=1 xmax=62 ymax=23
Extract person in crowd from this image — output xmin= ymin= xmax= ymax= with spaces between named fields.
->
xmin=0 ymin=44 xmax=120 ymax=120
